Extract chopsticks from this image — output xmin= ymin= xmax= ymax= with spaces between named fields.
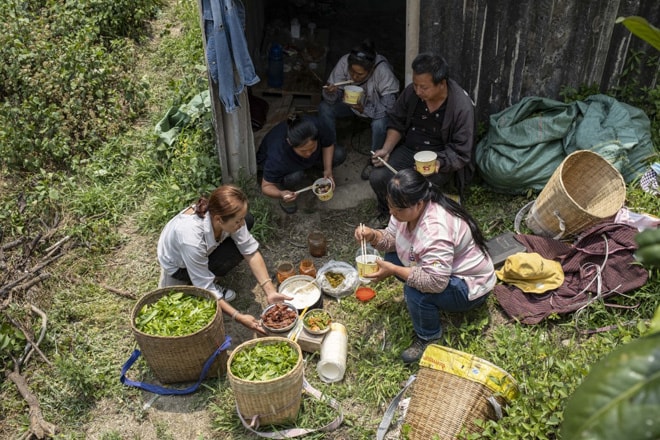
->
xmin=322 ymin=80 xmax=354 ymax=89
xmin=294 ymin=184 xmax=314 ymax=194
xmin=371 ymin=151 xmax=398 ymax=174
xmin=290 ymin=306 xmax=309 ymax=342
xmin=360 ymin=223 xmax=367 ymax=258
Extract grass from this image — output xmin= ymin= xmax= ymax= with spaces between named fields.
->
xmin=0 ymin=0 xmax=659 ymax=439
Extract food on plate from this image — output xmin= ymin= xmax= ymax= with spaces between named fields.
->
xmin=324 ymin=271 xmax=345 ymax=288
xmin=303 ymin=309 xmax=332 ymax=333
xmin=261 ymin=303 xmax=297 ymax=330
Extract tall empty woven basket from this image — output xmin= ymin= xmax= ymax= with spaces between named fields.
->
xmin=404 ymin=345 xmax=519 ymax=439
xmin=525 ymin=150 xmax=626 ymax=239
xmin=130 ymin=286 xmax=226 ymax=384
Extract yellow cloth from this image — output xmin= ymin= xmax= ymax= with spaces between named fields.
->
xmin=420 ymin=344 xmax=519 ymax=403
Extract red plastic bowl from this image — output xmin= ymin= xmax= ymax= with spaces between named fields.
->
xmin=355 ymin=286 xmax=376 ymax=302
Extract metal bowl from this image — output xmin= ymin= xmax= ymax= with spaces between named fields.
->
xmin=260 ymin=302 xmax=298 ymax=333
xmin=278 ymin=275 xmax=322 ymax=310
xmin=302 ymin=309 xmax=332 ymax=335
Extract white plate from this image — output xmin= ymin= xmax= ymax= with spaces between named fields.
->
xmin=278 ymin=275 xmax=321 ymax=310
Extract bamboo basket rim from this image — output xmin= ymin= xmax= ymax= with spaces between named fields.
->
xmin=130 ymin=285 xmax=218 ymax=339
xmin=129 ymin=285 xmax=226 ymax=383
xmin=227 ymin=336 xmax=303 ymax=385
xmin=526 ymin=150 xmax=626 ymax=238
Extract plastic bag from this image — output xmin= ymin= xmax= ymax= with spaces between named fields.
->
xmin=316 ymin=260 xmax=359 ymax=298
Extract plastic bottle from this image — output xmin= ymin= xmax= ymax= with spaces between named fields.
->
xmin=290 ymin=18 xmax=301 ymax=39
xmin=267 ymin=43 xmax=284 ymax=88
xmin=308 ymin=22 xmax=316 ymax=41
xmin=317 ymin=323 xmax=348 ymax=383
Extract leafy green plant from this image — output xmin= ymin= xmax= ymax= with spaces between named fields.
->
xmin=560 ymin=306 xmax=660 ymax=439
xmin=616 ymin=16 xmax=660 ymax=51
xmin=0 ymin=0 xmax=155 ymax=172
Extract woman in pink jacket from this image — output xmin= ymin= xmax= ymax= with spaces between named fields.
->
xmin=355 ymin=168 xmax=495 ymax=363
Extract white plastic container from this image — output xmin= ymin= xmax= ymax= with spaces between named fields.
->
xmin=291 ymin=18 xmax=301 ymax=39
xmin=317 ymin=323 xmax=347 ymax=383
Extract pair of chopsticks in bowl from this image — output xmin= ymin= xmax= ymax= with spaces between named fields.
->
xmin=359 ymin=223 xmax=368 ymax=258
xmin=322 ymin=80 xmax=354 ymax=89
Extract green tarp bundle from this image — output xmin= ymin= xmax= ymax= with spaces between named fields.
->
xmin=475 ymin=94 xmax=657 ymax=194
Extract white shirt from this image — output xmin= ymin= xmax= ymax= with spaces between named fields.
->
xmin=157 ymin=207 xmax=258 ymax=297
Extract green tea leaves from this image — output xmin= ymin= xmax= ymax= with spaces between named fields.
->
xmin=135 ymin=291 xmax=216 ymax=336
xmin=230 ymin=341 xmax=299 ymax=381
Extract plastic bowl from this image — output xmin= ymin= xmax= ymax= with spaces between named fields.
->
xmin=302 ymin=309 xmax=332 ymax=335
xmin=355 ymin=286 xmax=376 ymax=302
xmin=260 ymin=302 xmax=298 ymax=333
xmin=312 ymin=178 xmax=334 ymax=201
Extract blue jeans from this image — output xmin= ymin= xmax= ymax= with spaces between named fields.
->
xmin=202 ymin=0 xmax=259 ymax=112
xmin=384 ymin=252 xmax=488 ymax=340
xmin=318 ymin=100 xmax=388 ymax=152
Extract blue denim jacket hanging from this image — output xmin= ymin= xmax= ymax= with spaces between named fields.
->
xmin=202 ymin=0 xmax=259 ymax=113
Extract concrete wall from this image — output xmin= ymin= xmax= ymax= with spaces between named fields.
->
xmin=418 ymin=0 xmax=660 ymax=123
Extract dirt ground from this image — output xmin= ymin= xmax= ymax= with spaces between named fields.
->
xmin=78 ymin=105 xmax=381 ymax=439
xmin=77 ymin=3 xmax=404 ymax=437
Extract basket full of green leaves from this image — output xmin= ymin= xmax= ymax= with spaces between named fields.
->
xmin=227 ymin=337 xmax=303 ymax=426
xmin=131 ymin=286 xmax=226 ymax=383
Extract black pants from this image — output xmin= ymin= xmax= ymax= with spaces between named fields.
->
xmin=280 ymin=145 xmax=348 ymax=190
xmin=369 ymin=145 xmax=453 ymax=215
xmin=172 ymin=212 xmax=255 ymax=282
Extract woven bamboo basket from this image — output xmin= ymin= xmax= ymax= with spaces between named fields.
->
xmin=525 ymin=150 xmax=626 ymax=239
xmin=130 ymin=286 xmax=226 ymax=384
xmin=404 ymin=345 xmax=519 ymax=439
xmin=227 ymin=337 xmax=304 ymax=426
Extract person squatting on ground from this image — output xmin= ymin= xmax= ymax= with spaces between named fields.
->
xmin=157 ymin=185 xmax=291 ymax=334
xmin=257 ymin=113 xmax=347 ymax=214
xmin=354 ymin=168 xmax=495 ymax=363
xmin=318 ymin=39 xmax=400 ymax=180
xmin=369 ymin=52 xmax=476 ymax=228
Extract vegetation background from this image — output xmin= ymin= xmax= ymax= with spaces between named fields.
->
xmin=0 ymin=0 xmax=658 ymax=439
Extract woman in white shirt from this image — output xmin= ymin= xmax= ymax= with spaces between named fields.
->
xmin=158 ymin=185 xmax=291 ymax=333
xmin=355 ymin=169 xmax=495 ymax=363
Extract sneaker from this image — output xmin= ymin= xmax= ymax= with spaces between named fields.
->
xmin=401 ymin=336 xmax=440 ymax=364
xmin=215 ymin=284 xmax=236 ymax=302
xmin=361 ymin=161 xmax=374 ymax=180
xmin=367 ymin=213 xmax=389 ymax=229
xmin=279 ymin=199 xmax=298 ymax=214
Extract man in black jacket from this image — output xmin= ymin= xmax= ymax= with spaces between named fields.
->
xmin=368 ymin=53 xmax=476 ymax=227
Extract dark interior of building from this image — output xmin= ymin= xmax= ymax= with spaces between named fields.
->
xmin=249 ymin=0 xmax=406 ymax=107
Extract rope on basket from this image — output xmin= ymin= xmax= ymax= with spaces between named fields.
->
xmin=120 ymin=335 xmax=231 ymax=395
xmin=236 ymin=378 xmax=344 ymax=438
